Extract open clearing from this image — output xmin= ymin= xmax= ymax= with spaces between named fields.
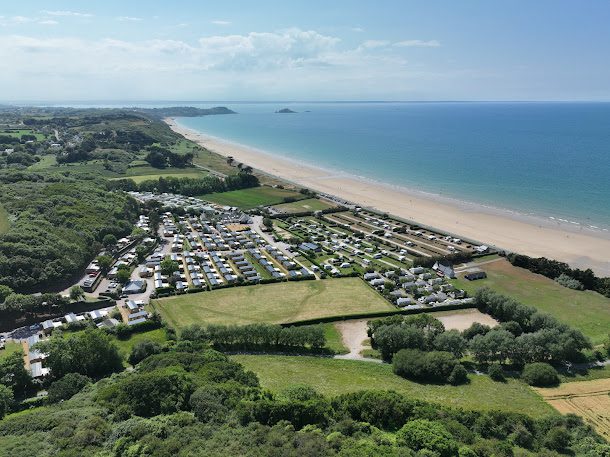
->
xmin=0 ymin=341 xmax=22 ymax=360
xmin=271 ymin=197 xmax=337 ymax=214
xmin=200 ymin=186 xmax=305 ymax=209
xmin=0 ymin=205 xmax=9 ymax=234
xmin=535 ymin=378 xmax=610 ymax=439
xmin=433 ymin=308 xmax=498 ymax=331
xmin=452 ymin=258 xmax=610 ymax=344
xmin=112 ymin=166 xmax=209 ymax=183
xmin=233 ymin=354 xmax=555 ymax=418
xmin=151 ymin=278 xmax=395 ymax=327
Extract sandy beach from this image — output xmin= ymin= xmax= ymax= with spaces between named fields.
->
xmin=166 ymin=118 xmax=610 ymax=276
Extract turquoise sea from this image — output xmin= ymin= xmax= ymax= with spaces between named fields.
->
xmin=175 ymin=102 xmax=610 ymax=231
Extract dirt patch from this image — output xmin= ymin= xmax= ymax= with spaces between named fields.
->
xmin=434 ymin=308 xmax=498 ymax=331
xmin=535 ymin=378 xmax=610 ymax=440
xmin=334 ymin=319 xmax=377 ymax=361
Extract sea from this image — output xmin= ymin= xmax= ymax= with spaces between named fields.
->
xmin=174 ymin=102 xmax=610 ymax=232
xmin=39 ymin=100 xmax=610 ymax=231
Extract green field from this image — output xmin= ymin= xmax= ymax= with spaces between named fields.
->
xmin=1 ymin=129 xmax=45 ymax=141
xmin=111 ymin=165 xmax=209 ymax=183
xmin=27 ymin=155 xmax=57 ymax=170
xmin=200 ymin=186 xmax=305 ymax=209
xmin=233 ymin=354 xmax=554 ymax=418
xmin=151 ymin=277 xmax=395 ymax=327
xmin=0 ymin=204 xmax=9 ymax=234
xmin=112 ymin=328 xmax=168 ymax=360
xmin=452 ymin=259 xmax=610 ymax=345
xmin=322 ymin=323 xmax=349 ymax=354
xmin=0 ymin=341 xmax=22 ymax=360
xmin=271 ymin=197 xmax=337 ymax=214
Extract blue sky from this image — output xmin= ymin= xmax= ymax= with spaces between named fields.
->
xmin=1 ymin=1 xmax=609 ymax=101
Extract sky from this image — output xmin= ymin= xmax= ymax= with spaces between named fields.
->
xmin=1 ymin=0 xmax=610 ymax=102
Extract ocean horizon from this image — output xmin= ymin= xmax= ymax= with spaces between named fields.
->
xmin=170 ymin=101 xmax=610 ymax=232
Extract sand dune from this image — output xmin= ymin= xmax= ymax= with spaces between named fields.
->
xmin=166 ymin=118 xmax=610 ymax=276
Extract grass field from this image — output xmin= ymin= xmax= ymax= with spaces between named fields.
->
xmin=0 ymin=204 xmax=9 ymax=234
xmin=112 ymin=328 xmax=168 ymax=360
xmin=200 ymin=186 xmax=305 ymax=209
xmin=535 ymin=378 xmax=610 ymax=439
xmin=233 ymin=354 xmax=555 ymax=418
xmin=271 ymin=197 xmax=337 ymax=214
xmin=323 ymin=323 xmax=349 ymax=354
xmin=28 ymin=155 xmax=57 ymax=170
xmin=0 ymin=341 xmax=22 ymax=360
xmin=151 ymin=277 xmax=395 ymax=327
xmin=1 ymin=129 xmax=45 ymax=141
xmin=452 ymin=259 xmax=610 ymax=345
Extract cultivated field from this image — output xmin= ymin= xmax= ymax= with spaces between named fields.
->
xmin=201 ymin=186 xmax=305 ymax=209
xmin=535 ymin=378 xmax=610 ymax=439
xmin=452 ymin=258 xmax=610 ymax=344
xmin=152 ymin=277 xmax=395 ymax=327
xmin=271 ymin=197 xmax=337 ymax=214
xmin=233 ymin=354 xmax=555 ymax=418
xmin=0 ymin=204 xmax=9 ymax=234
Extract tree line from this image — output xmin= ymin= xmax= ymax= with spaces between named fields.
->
xmin=107 ymin=172 xmax=260 ymax=197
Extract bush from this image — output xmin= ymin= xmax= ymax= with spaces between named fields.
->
xmin=393 ymin=349 xmax=461 ymax=384
xmin=47 ymin=373 xmax=91 ymax=403
xmin=448 ymin=364 xmax=469 ymax=385
xmin=396 ymin=419 xmax=459 ymax=457
xmin=487 ymin=364 xmax=505 ymax=382
xmin=128 ymin=340 xmax=161 ymax=365
xmin=521 ymin=363 xmax=559 ymax=387
xmin=554 ymin=273 xmax=584 ymax=290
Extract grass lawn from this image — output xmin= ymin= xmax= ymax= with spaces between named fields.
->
xmin=200 ymin=186 xmax=305 ymax=209
xmin=271 ymin=198 xmax=337 ymax=214
xmin=151 ymin=277 xmax=395 ymax=327
xmin=0 ymin=341 xmax=22 ymax=360
xmin=1 ymin=129 xmax=45 ymax=141
xmin=28 ymin=155 xmax=57 ymax=170
xmin=112 ymin=328 xmax=168 ymax=360
xmin=323 ymin=323 xmax=349 ymax=354
xmin=112 ymin=166 xmax=209 ymax=183
xmin=452 ymin=259 xmax=610 ymax=345
xmin=0 ymin=204 xmax=9 ymax=234
xmin=232 ymin=354 xmax=554 ymax=418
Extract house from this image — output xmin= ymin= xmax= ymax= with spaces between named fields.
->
xmin=465 ymin=270 xmax=487 ymax=281
xmin=30 ymin=361 xmax=50 ymax=380
xmin=298 ymin=242 xmax=321 ymax=253
xmin=123 ymin=280 xmax=147 ymax=295
xmin=41 ymin=320 xmax=55 ymax=335
xmin=88 ymin=309 xmax=107 ymax=321
xmin=126 ymin=300 xmax=141 ymax=314
xmin=433 ymin=261 xmax=456 ymax=279
xmin=397 ymin=297 xmax=414 ymax=307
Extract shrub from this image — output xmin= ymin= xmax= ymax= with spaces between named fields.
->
xmin=393 ymin=349 xmax=461 ymax=384
xmin=521 ymin=363 xmax=559 ymax=387
xmin=487 ymin=364 xmax=505 ymax=382
xmin=128 ymin=340 xmax=161 ymax=365
xmin=554 ymin=273 xmax=584 ymax=290
xmin=448 ymin=364 xmax=469 ymax=385
xmin=47 ymin=373 xmax=91 ymax=403
xmin=396 ymin=419 xmax=458 ymax=457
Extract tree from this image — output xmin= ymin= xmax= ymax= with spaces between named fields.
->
xmin=96 ymin=255 xmax=113 ymax=275
xmin=190 ymin=385 xmax=230 ymax=423
xmin=396 ymin=419 xmax=458 ymax=457
xmin=0 ymin=384 xmax=13 ymax=419
xmin=38 ymin=329 xmax=123 ymax=379
xmin=128 ymin=340 xmax=161 ymax=366
xmin=47 ymin=373 xmax=91 ymax=403
xmin=0 ymin=352 xmax=33 ymax=396
xmin=521 ymin=363 xmax=559 ymax=387
xmin=433 ymin=330 xmax=467 ymax=358
xmin=160 ymin=257 xmax=179 ymax=276
xmin=69 ymin=285 xmax=85 ymax=302
xmin=262 ymin=217 xmax=273 ymax=230
xmin=374 ymin=325 xmax=425 ymax=361
xmin=102 ymin=234 xmax=117 ymax=248
xmin=116 ymin=268 xmax=131 ymax=285
xmin=448 ymin=364 xmax=468 ymax=385
xmin=0 ymin=285 xmax=13 ymax=303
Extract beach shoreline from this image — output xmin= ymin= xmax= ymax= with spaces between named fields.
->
xmin=165 ymin=117 xmax=610 ymax=276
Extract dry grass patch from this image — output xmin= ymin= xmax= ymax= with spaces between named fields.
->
xmin=535 ymin=378 xmax=610 ymax=440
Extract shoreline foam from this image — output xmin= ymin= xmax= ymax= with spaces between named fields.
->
xmin=165 ymin=117 xmax=610 ymax=276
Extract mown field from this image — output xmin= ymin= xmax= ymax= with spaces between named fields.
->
xmin=271 ymin=197 xmax=337 ymax=214
xmin=200 ymin=186 xmax=304 ymax=209
xmin=452 ymin=258 xmax=610 ymax=345
xmin=0 ymin=204 xmax=9 ymax=234
xmin=151 ymin=278 xmax=395 ymax=327
xmin=233 ymin=354 xmax=555 ymax=418
xmin=27 ymin=155 xmax=57 ymax=170
xmin=0 ymin=341 xmax=22 ymax=360
xmin=1 ymin=128 xmax=45 ymax=141
xmin=535 ymin=377 xmax=610 ymax=439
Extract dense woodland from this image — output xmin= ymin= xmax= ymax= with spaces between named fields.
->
xmin=1 ymin=327 xmax=608 ymax=457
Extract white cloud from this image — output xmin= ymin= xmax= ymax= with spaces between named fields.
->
xmin=38 ymin=20 xmax=58 ymax=25
xmin=394 ymin=39 xmax=441 ymax=48
xmin=42 ymin=10 xmax=92 ymax=17
xmin=117 ymin=16 xmax=143 ymax=22
xmin=211 ymin=20 xmax=231 ymax=25
xmin=0 ymin=29 xmax=452 ymax=100
xmin=351 ymin=27 xmax=364 ymax=33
